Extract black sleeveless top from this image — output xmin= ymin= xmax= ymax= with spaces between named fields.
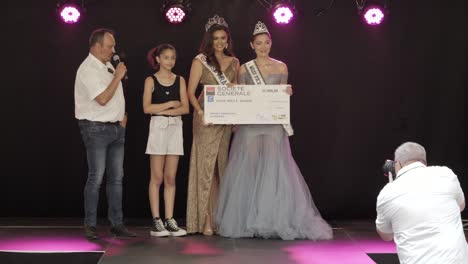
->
xmin=150 ymin=75 xmax=181 ymax=104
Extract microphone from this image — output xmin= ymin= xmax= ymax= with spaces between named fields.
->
xmin=112 ymin=54 xmax=128 ymax=80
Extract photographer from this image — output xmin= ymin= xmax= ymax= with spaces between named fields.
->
xmin=376 ymin=142 xmax=468 ymax=264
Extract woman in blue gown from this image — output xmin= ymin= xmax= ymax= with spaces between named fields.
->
xmin=215 ymin=21 xmax=333 ymax=240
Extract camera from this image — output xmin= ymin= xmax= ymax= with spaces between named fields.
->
xmin=382 ymin=159 xmax=396 ymax=179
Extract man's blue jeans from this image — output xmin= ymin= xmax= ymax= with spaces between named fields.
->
xmin=78 ymin=120 xmax=125 ymax=227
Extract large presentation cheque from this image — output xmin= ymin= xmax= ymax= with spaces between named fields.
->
xmin=204 ymin=85 xmax=290 ymax=124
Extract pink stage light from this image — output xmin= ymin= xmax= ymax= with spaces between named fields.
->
xmin=284 ymin=240 xmax=397 ymax=264
xmin=363 ymin=6 xmax=385 ymax=26
xmin=165 ymin=5 xmax=186 ymax=24
xmin=0 ymin=236 xmax=102 ymax=252
xmin=273 ymin=6 xmax=294 ymax=24
xmin=59 ymin=5 xmax=81 ymax=24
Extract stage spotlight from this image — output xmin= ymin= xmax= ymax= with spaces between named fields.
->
xmin=166 ymin=5 xmax=185 ymax=23
xmin=162 ymin=0 xmax=191 ymax=24
xmin=356 ymin=1 xmax=388 ymax=26
xmin=56 ymin=1 xmax=85 ymax=24
xmin=362 ymin=5 xmax=385 ymax=25
xmin=271 ymin=1 xmax=296 ymax=24
xmin=58 ymin=3 xmax=81 ymax=24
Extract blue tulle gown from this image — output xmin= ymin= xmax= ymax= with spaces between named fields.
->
xmin=215 ymin=72 xmax=333 ymax=240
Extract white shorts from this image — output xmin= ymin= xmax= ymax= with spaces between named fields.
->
xmin=145 ymin=116 xmax=184 ymax=155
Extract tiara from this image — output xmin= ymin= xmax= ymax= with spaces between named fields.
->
xmin=253 ymin=21 xmax=269 ymax=36
xmin=205 ymin=14 xmax=229 ymax=32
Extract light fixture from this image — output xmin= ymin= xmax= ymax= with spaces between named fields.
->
xmin=256 ymin=0 xmax=297 ymax=25
xmin=271 ymin=1 xmax=295 ymax=24
xmin=162 ymin=0 xmax=191 ymax=24
xmin=356 ymin=0 xmax=389 ymax=26
xmin=57 ymin=0 xmax=84 ymax=24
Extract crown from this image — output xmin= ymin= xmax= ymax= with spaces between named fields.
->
xmin=253 ymin=21 xmax=270 ymax=36
xmin=205 ymin=14 xmax=229 ymax=32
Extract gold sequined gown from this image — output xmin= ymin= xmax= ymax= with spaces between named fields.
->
xmin=186 ymin=58 xmax=237 ymax=233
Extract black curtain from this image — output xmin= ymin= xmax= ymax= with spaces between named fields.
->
xmin=3 ymin=0 xmax=467 ymax=220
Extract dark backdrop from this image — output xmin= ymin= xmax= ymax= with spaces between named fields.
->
xmin=4 ymin=0 xmax=467 ymax=221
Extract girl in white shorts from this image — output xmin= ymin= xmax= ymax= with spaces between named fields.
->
xmin=143 ymin=44 xmax=189 ymax=237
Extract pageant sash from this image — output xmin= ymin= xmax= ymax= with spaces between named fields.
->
xmin=195 ymin=54 xmax=230 ymax=85
xmin=245 ymin=60 xmax=294 ymax=136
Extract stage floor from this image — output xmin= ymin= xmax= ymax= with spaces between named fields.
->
xmin=1 ymin=218 xmax=467 ymax=264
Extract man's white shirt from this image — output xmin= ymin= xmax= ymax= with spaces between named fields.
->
xmin=376 ymin=162 xmax=468 ymax=264
xmin=75 ymin=53 xmax=125 ymax=122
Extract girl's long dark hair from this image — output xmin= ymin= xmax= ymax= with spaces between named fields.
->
xmin=147 ymin=43 xmax=176 ymax=71
xmin=199 ymin=24 xmax=234 ymax=74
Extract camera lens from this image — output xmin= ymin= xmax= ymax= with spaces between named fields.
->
xmin=383 ymin=160 xmax=396 ymax=177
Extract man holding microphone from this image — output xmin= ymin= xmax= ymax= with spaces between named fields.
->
xmin=75 ymin=28 xmax=135 ymax=239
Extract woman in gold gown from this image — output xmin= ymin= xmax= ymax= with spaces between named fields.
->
xmin=186 ymin=15 xmax=239 ymax=235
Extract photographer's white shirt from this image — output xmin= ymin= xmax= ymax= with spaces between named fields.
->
xmin=75 ymin=53 xmax=125 ymax=122
xmin=376 ymin=162 xmax=468 ymax=264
